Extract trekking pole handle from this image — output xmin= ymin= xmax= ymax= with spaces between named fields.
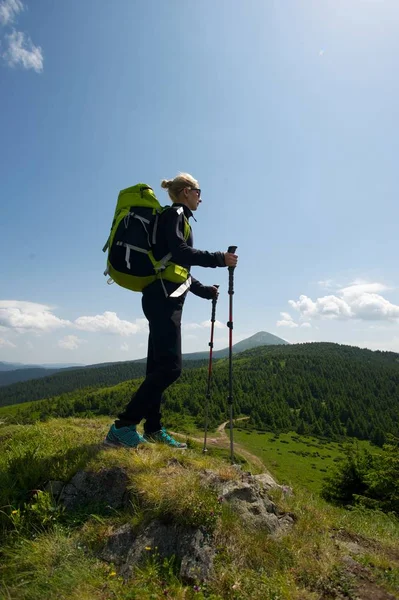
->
xmin=227 ymin=246 xmax=237 ymax=295
xmin=211 ymin=285 xmax=219 ymax=323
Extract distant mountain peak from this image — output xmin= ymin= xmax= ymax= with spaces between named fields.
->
xmin=232 ymin=331 xmax=289 ymax=353
xmin=241 ymin=331 xmax=289 ymax=343
xmin=175 ymin=331 xmax=289 ymax=362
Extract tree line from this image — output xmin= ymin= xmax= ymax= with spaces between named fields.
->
xmin=5 ymin=342 xmax=399 ymax=447
xmin=322 ymin=434 xmax=399 ymax=516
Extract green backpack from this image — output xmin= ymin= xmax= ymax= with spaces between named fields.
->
xmin=103 ymin=184 xmax=191 ymax=292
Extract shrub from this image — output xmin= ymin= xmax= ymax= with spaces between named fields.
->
xmin=321 ymin=436 xmax=399 ymax=516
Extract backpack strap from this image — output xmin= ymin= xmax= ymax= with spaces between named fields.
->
xmin=150 ymin=205 xmax=191 ymax=287
xmin=151 ymin=205 xmax=190 ymax=246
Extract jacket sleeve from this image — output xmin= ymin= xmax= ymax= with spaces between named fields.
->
xmin=164 ymin=209 xmax=225 ymax=268
xmin=190 ymin=277 xmax=215 ymax=299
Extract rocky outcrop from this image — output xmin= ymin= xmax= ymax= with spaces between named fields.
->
xmin=101 ymin=520 xmax=215 ymax=583
xmin=200 ymin=468 xmax=294 ymax=534
xmin=58 ymin=466 xmax=130 ymax=511
xmin=53 ymin=464 xmax=294 ymax=582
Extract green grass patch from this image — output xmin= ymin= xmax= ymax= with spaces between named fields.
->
xmin=1 ymin=418 xmax=398 ymax=600
xmin=0 ymin=400 xmax=40 ymax=419
xmin=234 ymin=429 xmax=375 ymax=494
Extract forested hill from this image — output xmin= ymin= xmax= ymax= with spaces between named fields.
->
xmin=140 ymin=341 xmax=398 ymax=445
xmin=2 ymin=342 xmax=399 ymax=446
xmin=0 ymin=331 xmax=286 ymax=385
xmin=0 ymin=367 xmax=65 ymax=387
xmin=0 ymin=359 xmax=208 ymax=408
xmin=172 ymin=341 xmax=398 ymax=444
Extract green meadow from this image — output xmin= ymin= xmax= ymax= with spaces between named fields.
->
xmin=0 ymin=418 xmax=398 ymax=600
xmin=234 ymin=429 xmax=375 ymax=494
xmin=0 ymin=401 xmax=38 ymax=418
xmin=0 ymin=396 xmax=375 ymax=497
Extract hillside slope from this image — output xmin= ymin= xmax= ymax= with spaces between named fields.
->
xmin=0 ymin=359 xmax=208 ymax=408
xmin=0 ymin=331 xmax=286 ymax=385
xmin=0 ymin=418 xmax=398 ymax=600
xmin=0 ymin=367 xmax=64 ymax=387
xmin=3 ymin=342 xmax=398 ymax=446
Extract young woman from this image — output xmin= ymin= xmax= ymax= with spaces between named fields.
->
xmin=105 ymin=173 xmax=238 ymax=448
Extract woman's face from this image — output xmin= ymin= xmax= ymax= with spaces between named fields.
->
xmin=183 ymin=186 xmax=202 ymax=211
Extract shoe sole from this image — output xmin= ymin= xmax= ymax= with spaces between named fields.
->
xmin=144 ymin=440 xmax=187 ymax=450
xmin=103 ymin=438 xmax=141 ymax=449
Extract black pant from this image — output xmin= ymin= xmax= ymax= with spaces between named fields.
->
xmin=118 ymin=281 xmax=185 ymax=433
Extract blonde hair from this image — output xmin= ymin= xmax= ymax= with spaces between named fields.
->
xmin=161 ymin=172 xmax=199 ymax=203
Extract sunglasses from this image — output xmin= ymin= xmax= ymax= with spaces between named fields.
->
xmin=190 ymin=187 xmax=201 ymax=198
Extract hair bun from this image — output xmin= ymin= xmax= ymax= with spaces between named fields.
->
xmin=161 ymin=179 xmax=172 ymax=189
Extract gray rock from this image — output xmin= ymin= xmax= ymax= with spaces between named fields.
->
xmin=44 ymin=480 xmax=64 ymax=500
xmin=254 ymin=473 xmax=294 ymax=496
xmin=119 ymin=520 xmax=215 ymax=583
xmin=253 ymin=472 xmax=279 ymax=490
xmin=201 ymin=470 xmax=294 ymax=534
xmin=100 ymin=523 xmax=136 ymax=565
xmin=59 ymin=467 xmax=130 ymax=511
xmin=219 ymin=479 xmax=280 ymax=533
xmin=276 ymin=513 xmax=295 ymax=532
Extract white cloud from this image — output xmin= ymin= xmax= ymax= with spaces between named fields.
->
xmin=276 ymin=312 xmax=298 ymax=328
xmin=202 ymin=319 xmax=224 ymax=329
xmin=135 ymin=318 xmax=148 ymax=329
xmin=318 ymin=279 xmax=335 ymax=289
xmin=0 ymin=301 xmax=71 ymax=332
xmin=280 ymin=312 xmax=293 ymax=321
xmin=0 ymin=336 xmax=16 ymax=348
xmin=74 ymin=311 xmax=147 ymax=337
xmin=0 ymin=0 xmax=23 ymax=25
xmin=289 ymin=294 xmax=353 ymax=319
xmin=3 ymin=29 xmax=43 ymax=72
xmin=300 ymin=322 xmax=312 ymax=328
xmin=349 ymin=293 xmax=399 ymax=321
xmin=319 ymin=49 xmax=325 ymax=56
xmin=287 ymin=281 xmax=399 ymax=323
xmin=184 ymin=323 xmax=202 ymax=331
xmin=0 ymin=1 xmax=44 ymax=74
xmin=120 ymin=342 xmax=129 ymax=352
xmin=184 ymin=319 xmax=224 ymax=331
xmin=0 ymin=301 xmax=151 ymax=338
xmin=339 ymin=281 xmax=390 ymax=298
xmin=288 ymin=295 xmax=317 ymax=319
xmin=58 ymin=335 xmax=85 ymax=350
xmin=277 ymin=319 xmax=298 ymax=328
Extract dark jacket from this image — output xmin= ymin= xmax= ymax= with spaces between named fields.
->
xmin=151 ymin=203 xmax=225 ymax=298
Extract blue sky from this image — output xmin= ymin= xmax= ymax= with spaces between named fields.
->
xmin=1 ymin=0 xmax=399 ymax=365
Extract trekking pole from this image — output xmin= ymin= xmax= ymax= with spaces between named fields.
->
xmin=227 ymin=245 xmax=237 ymax=464
xmin=203 ymin=285 xmax=219 ymax=454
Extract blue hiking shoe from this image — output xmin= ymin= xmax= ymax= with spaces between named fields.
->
xmin=104 ymin=424 xmax=147 ymax=448
xmin=144 ymin=427 xmax=187 ymax=449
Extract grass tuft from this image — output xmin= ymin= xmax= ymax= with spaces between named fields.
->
xmin=1 ymin=418 xmax=398 ymax=600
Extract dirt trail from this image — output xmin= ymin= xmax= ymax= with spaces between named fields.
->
xmin=175 ymin=423 xmax=399 ymax=600
xmin=174 ymin=417 xmax=267 ymax=472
